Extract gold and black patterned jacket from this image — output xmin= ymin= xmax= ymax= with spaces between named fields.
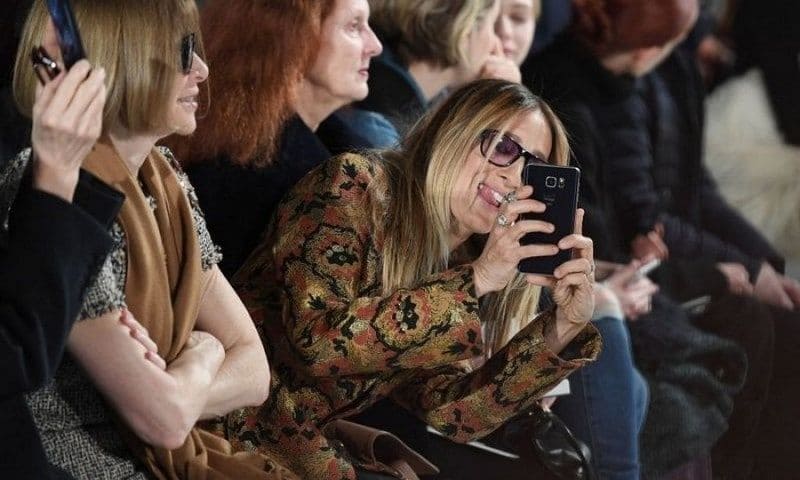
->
xmin=226 ymin=153 xmax=601 ymax=479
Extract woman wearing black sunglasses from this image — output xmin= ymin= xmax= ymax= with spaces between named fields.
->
xmin=229 ymin=79 xmax=599 ymax=479
xmin=1 ymin=1 xmax=297 ymax=478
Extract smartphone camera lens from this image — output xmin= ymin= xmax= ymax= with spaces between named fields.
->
xmin=545 ymin=176 xmax=557 ymax=188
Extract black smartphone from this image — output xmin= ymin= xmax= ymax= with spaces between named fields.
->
xmin=31 ymin=46 xmax=61 ymax=84
xmin=45 ymin=0 xmax=86 ymax=69
xmin=518 ymin=163 xmax=581 ymax=275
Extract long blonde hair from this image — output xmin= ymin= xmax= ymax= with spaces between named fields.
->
xmin=374 ymin=79 xmax=570 ymax=354
xmin=368 ymin=0 xmax=496 ymax=68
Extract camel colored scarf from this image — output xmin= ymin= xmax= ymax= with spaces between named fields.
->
xmin=83 ymin=140 xmax=295 ymax=480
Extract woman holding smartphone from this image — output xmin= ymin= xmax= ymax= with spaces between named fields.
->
xmin=4 ymin=1 xmax=292 ymax=478
xmin=230 ymin=79 xmax=600 ymax=479
xmin=493 ymin=3 xmax=652 ymax=478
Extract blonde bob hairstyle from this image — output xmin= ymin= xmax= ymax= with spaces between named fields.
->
xmin=369 ymin=0 xmax=496 ymax=69
xmin=374 ymin=79 xmax=570 ymax=354
xmin=14 ymin=0 xmax=201 ymax=134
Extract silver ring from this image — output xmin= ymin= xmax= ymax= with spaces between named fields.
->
xmin=502 ymin=191 xmax=518 ymax=204
xmin=496 ymin=213 xmax=511 ymax=227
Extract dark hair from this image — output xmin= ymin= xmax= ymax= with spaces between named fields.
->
xmin=572 ymin=0 xmax=698 ymax=55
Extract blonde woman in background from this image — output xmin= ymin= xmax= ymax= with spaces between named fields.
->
xmin=495 ymin=0 xmax=540 ymax=65
xmin=355 ymin=0 xmax=521 ymax=139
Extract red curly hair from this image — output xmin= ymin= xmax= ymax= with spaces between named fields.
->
xmin=572 ymin=0 xmax=698 ymax=55
xmin=170 ymin=0 xmax=335 ymax=167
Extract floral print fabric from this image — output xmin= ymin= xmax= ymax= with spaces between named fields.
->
xmin=227 ymin=153 xmax=601 ymax=479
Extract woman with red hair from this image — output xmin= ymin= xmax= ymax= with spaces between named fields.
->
xmin=172 ymin=0 xmax=383 ymax=278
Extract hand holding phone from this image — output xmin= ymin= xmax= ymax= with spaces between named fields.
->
xmin=601 ymin=258 xmax=660 ymax=320
xmin=46 ymin=0 xmax=86 ymax=70
xmin=518 ymin=163 xmax=580 ymax=275
xmin=31 ymin=0 xmax=86 ymax=85
xmin=30 ymin=60 xmax=106 ymax=202
xmin=471 ymin=184 xmax=560 ymax=297
xmin=31 ymin=46 xmax=61 ymax=85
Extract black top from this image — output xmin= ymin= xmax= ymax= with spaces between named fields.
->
xmin=638 ymin=49 xmax=783 ymax=277
xmin=522 ymin=34 xmax=636 ymax=262
xmin=187 ymin=116 xmax=332 ymax=278
xmin=356 ymin=45 xmax=428 ymax=137
xmin=0 ymin=170 xmax=121 ymax=479
xmin=524 ymin=35 xmax=783 ymax=280
xmin=187 ymin=113 xmax=380 ymax=279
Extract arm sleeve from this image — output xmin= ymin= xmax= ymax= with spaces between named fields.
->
xmin=560 ymin=104 xmax=628 ymax=262
xmin=392 ymin=308 xmax=601 ymax=442
xmin=243 ymin=154 xmax=485 ymax=378
xmin=695 ymin=166 xmax=784 ymax=275
xmin=597 ymin=91 xmax=778 ymax=277
xmin=599 ymin=94 xmax=664 ymax=242
xmin=0 ymin=170 xmax=120 ymax=398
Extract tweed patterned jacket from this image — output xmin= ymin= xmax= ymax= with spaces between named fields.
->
xmin=227 ymin=153 xmax=601 ymax=479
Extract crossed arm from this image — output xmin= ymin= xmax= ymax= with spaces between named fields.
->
xmin=68 ymin=265 xmax=269 ymax=449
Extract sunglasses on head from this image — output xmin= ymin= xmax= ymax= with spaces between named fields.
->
xmin=180 ymin=32 xmax=196 ymax=74
xmin=479 ymin=129 xmax=548 ymax=168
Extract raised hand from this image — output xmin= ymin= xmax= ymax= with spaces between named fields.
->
xmin=531 ymin=209 xmax=595 ymax=327
xmin=472 ymin=185 xmax=559 ymax=297
xmin=478 ymin=36 xmax=522 ymax=83
xmin=31 ymin=58 xmax=106 ymax=202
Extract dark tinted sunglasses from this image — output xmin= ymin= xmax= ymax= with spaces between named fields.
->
xmin=180 ymin=33 xmax=196 ymax=74
xmin=479 ymin=129 xmax=548 ymax=167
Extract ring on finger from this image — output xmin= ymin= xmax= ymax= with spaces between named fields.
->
xmin=496 ymin=213 xmax=511 ymax=227
xmin=502 ymin=190 xmax=518 ymax=204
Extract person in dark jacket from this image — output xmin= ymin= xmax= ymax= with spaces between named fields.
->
xmin=0 ymin=0 xmax=33 ymax=162
xmin=639 ymin=44 xmax=800 ymax=480
xmin=0 ymin=31 xmax=118 ymax=478
xmin=173 ymin=0 xmax=383 ymax=278
xmin=613 ymin=48 xmax=798 ymax=310
xmin=495 ymin=4 xmax=652 ymax=479
xmin=524 ymin=0 xmax=800 ymax=476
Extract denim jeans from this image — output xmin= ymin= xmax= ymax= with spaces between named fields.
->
xmin=553 ymin=316 xmax=648 ymax=480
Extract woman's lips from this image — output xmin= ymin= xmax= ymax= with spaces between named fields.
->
xmin=478 ymin=182 xmax=505 ymax=208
